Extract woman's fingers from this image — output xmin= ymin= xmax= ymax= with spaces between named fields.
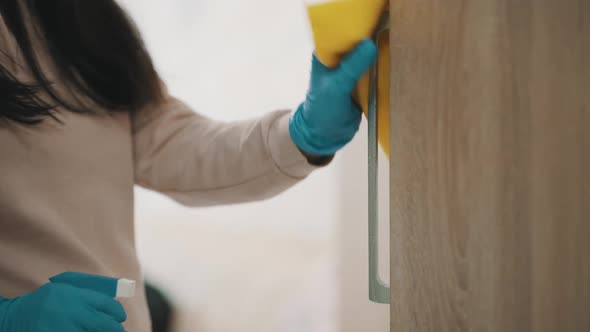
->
xmin=334 ymin=39 xmax=377 ymax=91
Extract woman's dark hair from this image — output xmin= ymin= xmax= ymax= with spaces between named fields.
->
xmin=0 ymin=0 xmax=163 ymax=124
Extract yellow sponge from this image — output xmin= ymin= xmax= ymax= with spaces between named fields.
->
xmin=307 ymin=0 xmax=390 ymax=157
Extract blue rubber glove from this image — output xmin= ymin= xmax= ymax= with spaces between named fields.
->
xmin=0 ymin=272 xmax=127 ymax=332
xmin=289 ymin=39 xmax=377 ymax=156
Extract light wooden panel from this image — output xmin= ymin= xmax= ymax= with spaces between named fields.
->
xmin=388 ymin=1 xmax=589 ymax=331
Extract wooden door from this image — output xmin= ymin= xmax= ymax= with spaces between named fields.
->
xmin=388 ymin=1 xmax=589 ymax=331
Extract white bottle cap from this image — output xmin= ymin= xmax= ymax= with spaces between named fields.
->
xmin=116 ymin=278 xmax=136 ymax=298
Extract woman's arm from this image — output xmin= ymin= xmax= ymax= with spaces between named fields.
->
xmin=132 ymin=39 xmax=376 ymax=207
xmin=131 ymin=95 xmax=321 ymax=207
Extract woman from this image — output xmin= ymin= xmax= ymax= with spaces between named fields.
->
xmin=0 ymin=1 xmax=376 ymax=331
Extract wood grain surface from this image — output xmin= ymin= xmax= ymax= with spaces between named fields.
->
xmin=388 ymin=1 xmax=589 ymax=331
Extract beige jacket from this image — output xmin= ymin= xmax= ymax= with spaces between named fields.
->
xmin=0 ymin=17 xmax=318 ymax=332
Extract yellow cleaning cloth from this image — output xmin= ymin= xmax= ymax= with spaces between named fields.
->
xmin=307 ymin=0 xmax=390 ymax=156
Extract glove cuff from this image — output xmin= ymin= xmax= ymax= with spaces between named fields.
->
xmin=289 ymin=104 xmax=352 ymax=156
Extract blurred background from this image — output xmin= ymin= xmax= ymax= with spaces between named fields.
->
xmin=118 ymin=0 xmax=389 ymax=331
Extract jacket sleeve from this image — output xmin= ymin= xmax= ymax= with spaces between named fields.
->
xmin=131 ymin=94 xmax=320 ymax=207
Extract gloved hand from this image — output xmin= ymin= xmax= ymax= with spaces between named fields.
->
xmin=0 ymin=273 xmax=127 ymax=332
xmin=289 ymin=39 xmax=377 ymax=156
